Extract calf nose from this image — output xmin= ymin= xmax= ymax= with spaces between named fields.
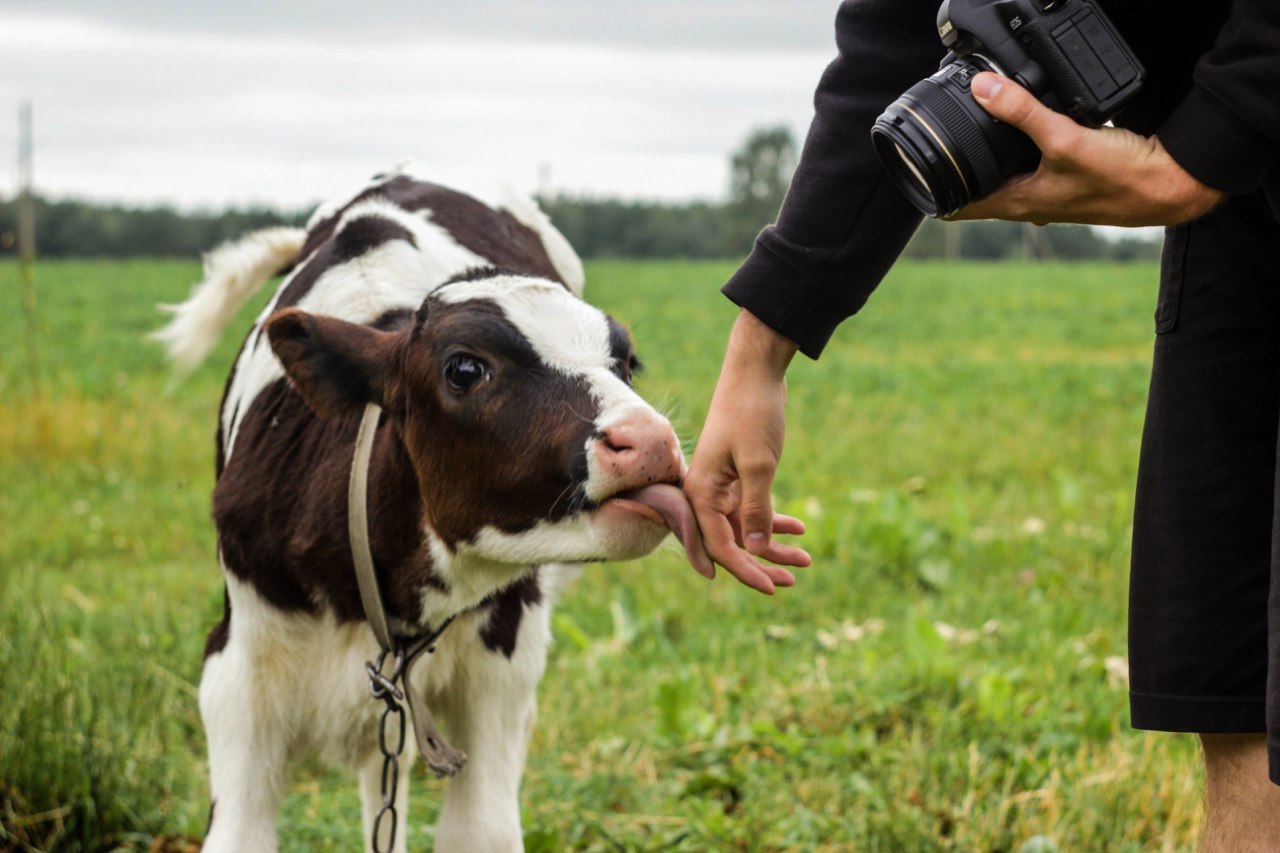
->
xmin=595 ymin=414 xmax=683 ymax=486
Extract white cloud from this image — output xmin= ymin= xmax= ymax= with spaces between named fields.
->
xmin=0 ymin=7 xmax=836 ymax=208
xmin=2 ymin=1 xmax=841 ymax=51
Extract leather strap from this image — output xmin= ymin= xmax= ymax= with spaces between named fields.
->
xmin=350 ymin=403 xmax=394 ymax=652
xmin=349 ymin=402 xmax=467 ymax=777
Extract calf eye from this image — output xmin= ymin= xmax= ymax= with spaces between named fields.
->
xmin=444 ymin=354 xmax=489 ymax=393
xmin=613 ymin=353 xmax=644 ymax=385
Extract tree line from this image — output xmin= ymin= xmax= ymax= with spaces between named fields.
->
xmin=0 ymin=193 xmax=1160 ymax=263
xmin=0 ymin=127 xmax=1159 ymax=263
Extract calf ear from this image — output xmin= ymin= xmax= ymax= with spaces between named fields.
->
xmin=266 ymin=308 xmax=400 ymax=418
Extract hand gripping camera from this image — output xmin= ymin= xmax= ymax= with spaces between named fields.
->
xmin=871 ymin=0 xmax=1145 ymax=217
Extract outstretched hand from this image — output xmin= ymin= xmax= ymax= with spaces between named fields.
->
xmin=948 ymin=72 xmax=1225 ymax=227
xmin=684 ymin=310 xmax=811 ymax=595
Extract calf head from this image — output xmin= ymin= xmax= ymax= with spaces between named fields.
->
xmin=266 ymin=269 xmax=706 ymax=568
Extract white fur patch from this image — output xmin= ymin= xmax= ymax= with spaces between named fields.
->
xmin=435 ymin=275 xmax=609 ymax=372
xmin=422 ymin=510 xmax=666 ymax=603
xmin=221 ymin=200 xmax=488 ymax=458
xmin=391 ymin=160 xmax=586 ymax=298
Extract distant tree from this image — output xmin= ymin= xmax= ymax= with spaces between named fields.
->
xmin=1041 ymin=224 xmax=1104 ymax=260
xmin=955 ymin=220 xmax=1023 ymax=260
xmin=904 ymin=218 xmax=947 ymax=260
xmin=537 ymin=195 xmax=727 ymax=260
xmin=0 ymin=196 xmax=308 ymax=259
xmin=1109 ymin=234 xmax=1161 ymax=262
xmin=725 ymin=125 xmax=797 ymax=257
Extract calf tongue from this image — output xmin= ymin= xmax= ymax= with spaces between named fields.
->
xmin=617 ymin=483 xmax=715 ymax=578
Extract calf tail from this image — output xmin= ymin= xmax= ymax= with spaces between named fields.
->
xmin=153 ymin=226 xmax=307 ymax=376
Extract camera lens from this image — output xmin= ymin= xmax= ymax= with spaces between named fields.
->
xmin=871 ymin=58 xmax=1039 ymax=217
xmin=894 ymin=142 xmax=932 ymax=194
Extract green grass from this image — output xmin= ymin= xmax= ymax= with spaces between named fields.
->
xmin=0 ymin=257 xmax=1203 ymax=851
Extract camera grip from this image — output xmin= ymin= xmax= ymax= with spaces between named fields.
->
xmin=1018 ymin=5 xmax=1143 ymax=126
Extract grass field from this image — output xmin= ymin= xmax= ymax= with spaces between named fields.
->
xmin=0 ymin=256 xmax=1205 ymax=852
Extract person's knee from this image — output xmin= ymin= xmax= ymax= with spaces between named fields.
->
xmin=1199 ymin=732 xmax=1280 ymax=852
xmin=1201 ymin=732 xmax=1268 ymax=765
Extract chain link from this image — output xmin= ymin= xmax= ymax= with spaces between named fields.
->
xmin=364 ymin=617 xmax=456 ymax=853
xmin=367 ymin=648 xmax=406 ymax=701
xmin=369 ymin=649 xmax=409 ymax=853
xmin=371 ymin=691 xmax=406 ymax=852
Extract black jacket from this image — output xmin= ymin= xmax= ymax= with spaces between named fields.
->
xmin=723 ymin=0 xmax=1280 ymax=359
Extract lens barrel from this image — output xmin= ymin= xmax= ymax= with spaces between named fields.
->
xmin=871 ymin=59 xmax=1039 ymax=217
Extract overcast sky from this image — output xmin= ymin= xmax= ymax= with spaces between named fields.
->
xmin=0 ymin=1 xmax=841 ymax=210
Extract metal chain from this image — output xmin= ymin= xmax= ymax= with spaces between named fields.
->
xmin=368 ymin=648 xmax=407 ymax=853
xmin=363 ymin=617 xmax=457 ymax=852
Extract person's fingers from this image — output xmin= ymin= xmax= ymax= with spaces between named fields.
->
xmin=759 ymin=562 xmax=797 ymax=587
xmin=971 ymin=72 xmax=1082 ymax=160
xmin=691 ymin=505 xmax=777 ymax=594
xmin=771 ymin=514 xmax=806 ymax=536
xmin=722 ymin=507 xmax=806 ymax=579
xmin=683 ymin=536 xmax=717 ymax=580
xmin=737 ymin=454 xmax=779 ymax=556
xmin=761 ymin=540 xmax=810 ymax=569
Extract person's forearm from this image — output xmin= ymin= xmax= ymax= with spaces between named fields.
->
xmin=723 ymin=0 xmax=942 ymax=360
xmin=724 ymin=310 xmax=798 ymax=382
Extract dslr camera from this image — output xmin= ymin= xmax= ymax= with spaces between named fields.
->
xmin=871 ymin=0 xmax=1144 ymax=217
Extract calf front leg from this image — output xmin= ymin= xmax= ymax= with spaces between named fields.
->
xmin=428 ymin=600 xmax=552 ymax=852
xmin=200 ymin=639 xmax=290 ymax=853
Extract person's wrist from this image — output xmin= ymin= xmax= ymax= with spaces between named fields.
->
xmin=726 ymin=310 xmax=797 ymax=380
xmin=1149 ymin=136 xmax=1226 ymax=223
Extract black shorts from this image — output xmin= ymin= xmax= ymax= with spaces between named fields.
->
xmin=1128 ymin=185 xmax=1280 ymax=781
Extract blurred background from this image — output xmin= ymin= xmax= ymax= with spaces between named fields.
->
xmin=0 ymin=0 xmax=1158 ymax=261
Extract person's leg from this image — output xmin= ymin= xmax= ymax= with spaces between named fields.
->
xmin=1201 ymin=733 xmax=1280 ymax=852
xmin=1129 ymin=190 xmax=1280 ymax=845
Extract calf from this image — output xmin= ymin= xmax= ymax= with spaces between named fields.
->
xmin=156 ymin=165 xmax=711 ymax=852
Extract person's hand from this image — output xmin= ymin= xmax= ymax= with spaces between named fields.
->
xmin=948 ymin=72 xmax=1226 ymax=227
xmin=684 ymin=310 xmax=811 ymax=594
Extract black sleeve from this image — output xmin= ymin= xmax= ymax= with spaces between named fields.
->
xmin=721 ymin=0 xmax=944 ymax=359
xmin=1157 ymin=0 xmax=1280 ymax=193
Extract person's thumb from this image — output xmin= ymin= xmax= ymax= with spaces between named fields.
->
xmin=738 ymin=457 xmax=777 ymax=556
xmin=971 ymin=72 xmax=1077 ymax=151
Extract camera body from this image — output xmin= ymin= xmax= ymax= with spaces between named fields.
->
xmin=871 ymin=0 xmax=1145 ymax=217
xmin=939 ymin=0 xmax=1142 ymax=125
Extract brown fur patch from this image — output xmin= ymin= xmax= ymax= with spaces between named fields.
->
xmin=213 ymin=378 xmax=441 ymax=622
xmin=479 ymin=573 xmax=543 ymax=658
xmin=397 ymin=297 xmax=599 ymax=547
xmin=265 ymin=309 xmax=400 ymax=419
